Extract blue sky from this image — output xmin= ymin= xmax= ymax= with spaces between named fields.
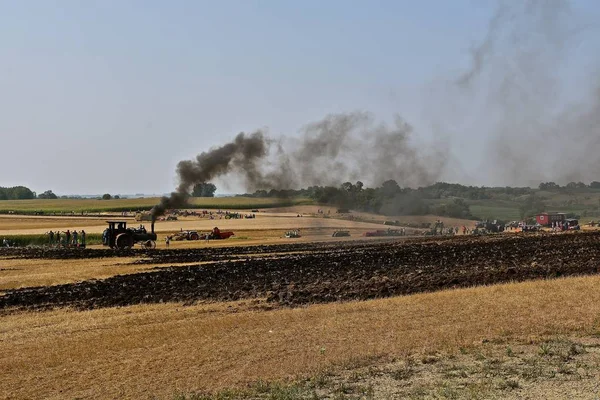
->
xmin=1 ymin=0 xmax=599 ymax=194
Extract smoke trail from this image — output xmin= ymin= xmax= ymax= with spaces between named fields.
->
xmin=456 ymin=0 xmax=600 ymax=185
xmin=456 ymin=3 xmax=508 ymax=87
xmin=245 ymin=111 xmax=445 ymax=191
xmin=151 ymin=112 xmax=445 ymax=218
xmin=153 ymin=0 xmax=600 ymax=210
xmin=288 ymin=112 xmax=445 ymax=189
xmin=150 ymin=131 xmax=269 ymax=220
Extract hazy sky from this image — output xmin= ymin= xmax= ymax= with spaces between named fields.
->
xmin=1 ymin=0 xmax=599 ymax=195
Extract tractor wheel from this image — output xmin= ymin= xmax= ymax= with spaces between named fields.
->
xmin=115 ymin=233 xmax=133 ymax=250
xmin=189 ymin=233 xmax=199 ymax=240
xmin=143 ymin=240 xmax=156 ymax=249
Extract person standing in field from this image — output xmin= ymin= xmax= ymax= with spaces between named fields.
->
xmin=72 ymin=230 xmax=78 ymax=247
xmin=165 ymin=236 xmax=170 ymax=248
xmin=48 ymin=230 xmax=54 ymax=245
xmin=55 ymin=231 xmax=61 ymax=247
xmin=80 ymin=230 xmax=86 ymax=248
xmin=65 ymin=230 xmax=71 ymax=247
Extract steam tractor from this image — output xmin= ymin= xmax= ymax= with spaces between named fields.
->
xmin=102 ymin=221 xmax=157 ymax=249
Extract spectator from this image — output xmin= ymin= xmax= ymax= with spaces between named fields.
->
xmin=80 ymin=230 xmax=86 ymax=248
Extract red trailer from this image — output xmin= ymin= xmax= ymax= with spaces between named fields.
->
xmin=535 ymin=212 xmax=566 ymax=226
xmin=198 ymin=227 xmax=235 ymax=240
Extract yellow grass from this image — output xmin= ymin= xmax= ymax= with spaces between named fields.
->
xmin=267 ymin=205 xmax=476 ymax=227
xmin=0 ymin=197 xmax=310 ymax=213
xmin=2 ymin=275 xmax=600 ymax=399
xmin=0 ymin=212 xmax=388 ymax=236
xmin=0 ymin=215 xmax=106 ymax=231
xmin=0 ymin=258 xmax=143 ymax=291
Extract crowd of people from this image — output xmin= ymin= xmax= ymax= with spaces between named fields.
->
xmin=46 ymin=229 xmax=86 ymax=248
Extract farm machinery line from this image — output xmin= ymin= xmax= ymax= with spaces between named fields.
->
xmin=170 ymin=227 xmax=235 ymax=241
xmin=363 ymin=228 xmax=406 ymax=237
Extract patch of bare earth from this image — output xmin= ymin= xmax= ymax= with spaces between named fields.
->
xmin=300 ymin=336 xmax=600 ymax=399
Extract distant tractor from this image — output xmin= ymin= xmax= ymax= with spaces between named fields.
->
xmin=171 ymin=230 xmax=201 ymax=241
xmin=565 ymin=219 xmax=580 ymax=230
xmin=102 ymin=221 xmax=157 ymax=249
xmin=285 ymin=230 xmax=301 ymax=238
xmin=332 ymin=230 xmax=351 ymax=237
xmin=474 ymin=220 xmax=505 ymax=233
xmin=135 ymin=212 xmax=153 ymax=222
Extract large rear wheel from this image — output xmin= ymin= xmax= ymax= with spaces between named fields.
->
xmin=115 ymin=233 xmax=133 ymax=250
xmin=189 ymin=233 xmax=199 ymax=240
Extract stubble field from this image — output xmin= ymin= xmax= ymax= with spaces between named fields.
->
xmin=1 ymin=209 xmax=600 ymax=399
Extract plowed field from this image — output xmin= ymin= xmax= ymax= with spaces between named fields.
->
xmin=2 ymin=232 xmax=599 ymax=311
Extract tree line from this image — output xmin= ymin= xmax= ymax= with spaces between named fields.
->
xmin=539 ymin=181 xmax=600 ymax=191
xmin=241 ymin=180 xmax=598 ymax=219
xmin=0 ymin=186 xmax=36 ymax=200
xmin=242 ymin=181 xmax=479 ymax=218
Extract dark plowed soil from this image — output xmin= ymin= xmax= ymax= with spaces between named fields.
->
xmin=2 ymin=232 xmax=600 ymax=311
xmin=0 ymin=247 xmax=140 ymax=260
xmin=0 ymin=239 xmax=396 ymax=261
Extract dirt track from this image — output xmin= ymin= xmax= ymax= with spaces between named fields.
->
xmin=1 ymin=232 xmax=600 ymax=311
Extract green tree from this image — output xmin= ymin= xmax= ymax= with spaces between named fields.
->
xmin=191 ymin=182 xmax=217 ymax=197
xmin=37 ymin=190 xmax=58 ymax=199
xmin=0 ymin=186 xmax=35 ymax=200
xmin=380 ymin=180 xmax=401 ymax=197
xmin=102 ymin=193 xmax=112 ymax=200
xmin=539 ymin=182 xmax=560 ymax=191
xmin=433 ymin=199 xmax=472 ymax=219
xmin=519 ymin=195 xmax=545 ymax=219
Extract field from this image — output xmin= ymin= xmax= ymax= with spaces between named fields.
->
xmin=2 ymin=221 xmax=600 ymax=398
xmin=2 ymin=203 xmax=600 ymax=399
xmin=0 ymin=196 xmax=312 ymax=214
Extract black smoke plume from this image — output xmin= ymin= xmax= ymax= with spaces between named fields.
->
xmin=152 ymin=112 xmax=444 ymax=219
xmin=151 ymin=131 xmax=269 ymax=220
xmin=153 ymin=0 xmax=600 ymax=214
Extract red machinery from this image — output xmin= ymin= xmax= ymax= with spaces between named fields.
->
xmin=363 ymin=229 xmax=403 ymax=237
xmin=199 ymin=227 xmax=235 ymax=240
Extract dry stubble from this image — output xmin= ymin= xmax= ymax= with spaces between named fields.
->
xmin=2 ymin=274 xmax=600 ymax=399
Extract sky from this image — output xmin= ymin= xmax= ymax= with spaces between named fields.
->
xmin=1 ymin=0 xmax=599 ymax=195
